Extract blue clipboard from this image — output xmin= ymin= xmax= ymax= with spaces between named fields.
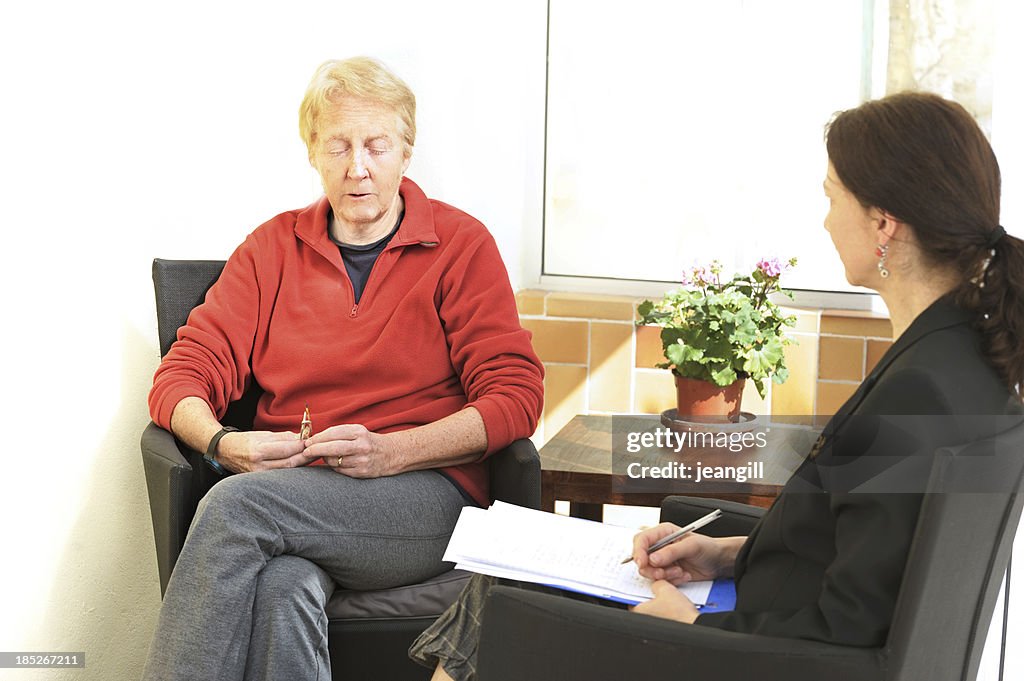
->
xmin=541 ymin=578 xmax=737 ymax=611
xmin=698 ymin=578 xmax=736 ymax=613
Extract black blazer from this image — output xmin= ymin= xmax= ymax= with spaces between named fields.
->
xmin=695 ymin=298 xmax=1021 ymax=646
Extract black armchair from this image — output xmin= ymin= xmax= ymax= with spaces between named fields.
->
xmin=141 ymin=258 xmax=541 ymax=681
xmin=476 ymin=423 xmax=1024 ymax=681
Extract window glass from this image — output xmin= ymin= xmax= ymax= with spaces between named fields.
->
xmin=544 ymin=0 xmax=997 ymax=295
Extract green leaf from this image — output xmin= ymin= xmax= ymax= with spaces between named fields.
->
xmin=703 ymin=336 xmax=732 ymax=362
xmin=666 ymin=342 xmax=704 ymax=366
xmin=733 ymin=284 xmax=753 ymax=297
xmin=742 ymin=338 xmax=784 ymax=376
xmin=731 ymin=324 xmax=757 ymax=347
xmin=661 ymin=327 xmax=686 ymax=346
xmin=752 ymin=377 xmax=767 ymax=399
xmin=710 ymin=364 xmax=737 ymax=386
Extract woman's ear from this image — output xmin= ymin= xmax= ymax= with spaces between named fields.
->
xmin=877 ymin=211 xmax=904 ymax=247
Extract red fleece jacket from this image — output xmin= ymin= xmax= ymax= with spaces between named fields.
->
xmin=149 ymin=178 xmax=544 ymax=506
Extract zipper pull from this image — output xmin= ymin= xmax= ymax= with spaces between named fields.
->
xmin=350 ymin=304 xmax=358 ymax=318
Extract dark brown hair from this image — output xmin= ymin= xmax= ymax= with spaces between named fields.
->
xmin=826 ymin=91 xmax=1023 ymax=399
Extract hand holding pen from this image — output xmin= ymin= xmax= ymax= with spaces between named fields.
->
xmin=623 ymin=509 xmax=722 ymax=564
xmin=626 ymin=510 xmax=731 ymax=585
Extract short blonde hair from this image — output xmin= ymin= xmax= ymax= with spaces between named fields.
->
xmin=299 ymin=57 xmax=416 ymax=156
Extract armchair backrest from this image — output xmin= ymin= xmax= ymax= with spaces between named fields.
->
xmin=152 ymin=258 xmax=261 ymax=431
xmin=153 ymin=258 xmax=225 ymax=357
xmin=885 ymin=420 xmax=1024 ymax=681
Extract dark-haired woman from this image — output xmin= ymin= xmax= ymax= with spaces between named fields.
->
xmin=409 ymin=91 xmax=1024 ymax=681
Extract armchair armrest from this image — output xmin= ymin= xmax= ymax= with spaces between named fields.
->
xmin=476 ymin=586 xmax=881 ymax=681
xmin=660 ymin=496 xmax=765 ymax=538
xmin=140 ymin=422 xmax=195 ymax=595
xmin=488 ymin=439 xmax=541 ymax=510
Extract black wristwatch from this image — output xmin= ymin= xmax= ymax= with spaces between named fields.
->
xmin=204 ymin=426 xmax=239 ymax=475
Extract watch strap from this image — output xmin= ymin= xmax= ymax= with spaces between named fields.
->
xmin=204 ymin=426 xmax=239 ymax=474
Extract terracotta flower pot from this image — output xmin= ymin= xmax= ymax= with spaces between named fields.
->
xmin=674 ymin=375 xmax=745 ymax=423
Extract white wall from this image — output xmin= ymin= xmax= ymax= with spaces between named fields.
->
xmin=0 ymin=2 xmax=546 ymax=679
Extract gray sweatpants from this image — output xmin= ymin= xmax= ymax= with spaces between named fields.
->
xmin=141 ymin=466 xmax=468 ymax=681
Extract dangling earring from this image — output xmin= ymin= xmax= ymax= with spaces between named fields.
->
xmin=875 ymin=244 xmax=890 ymax=279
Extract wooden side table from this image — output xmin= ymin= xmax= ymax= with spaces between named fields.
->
xmin=539 ymin=415 xmax=819 ymax=521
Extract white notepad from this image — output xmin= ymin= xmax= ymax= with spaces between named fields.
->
xmin=443 ymin=501 xmax=713 ymax=606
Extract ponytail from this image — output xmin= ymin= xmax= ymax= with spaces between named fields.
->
xmin=953 ymin=233 xmax=1024 ymax=400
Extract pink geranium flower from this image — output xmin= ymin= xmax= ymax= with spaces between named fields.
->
xmin=756 ymin=257 xmax=784 ymax=278
xmin=692 ymin=265 xmax=715 ymax=286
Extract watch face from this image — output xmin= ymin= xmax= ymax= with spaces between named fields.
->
xmin=204 ymin=456 xmax=227 ymax=475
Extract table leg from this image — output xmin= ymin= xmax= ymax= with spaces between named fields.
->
xmin=569 ymin=502 xmax=603 ymax=522
xmin=542 ymin=487 xmax=557 ymax=513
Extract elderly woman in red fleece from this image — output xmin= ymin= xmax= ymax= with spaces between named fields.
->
xmin=141 ymin=57 xmax=544 ymax=681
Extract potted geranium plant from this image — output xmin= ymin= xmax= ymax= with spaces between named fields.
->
xmin=637 ymin=258 xmax=797 ymax=421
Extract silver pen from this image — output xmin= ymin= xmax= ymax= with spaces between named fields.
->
xmin=621 ymin=508 xmax=723 ymax=565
